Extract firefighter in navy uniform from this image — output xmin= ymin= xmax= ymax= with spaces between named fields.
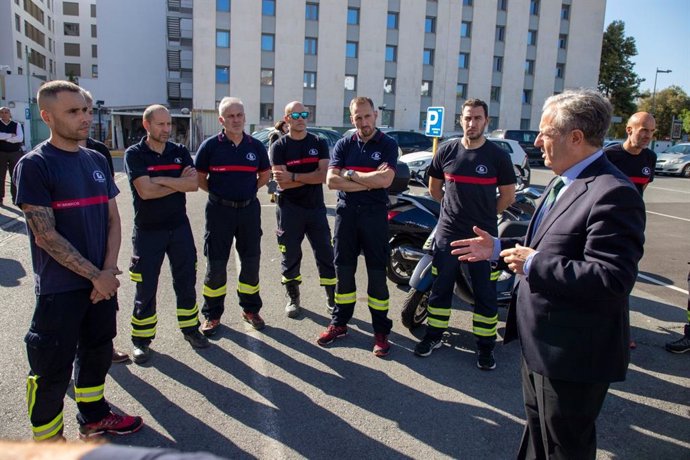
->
xmin=270 ymin=101 xmax=336 ymax=318
xmin=316 ymin=97 xmax=398 ymax=358
xmin=14 ymin=81 xmax=142 ymax=441
xmin=124 ymin=105 xmax=209 ymax=365
xmin=195 ymin=97 xmax=271 ymax=335
xmin=415 ymin=99 xmax=516 ymax=370
xmin=605 ymin=112 xmax=657 ymax=196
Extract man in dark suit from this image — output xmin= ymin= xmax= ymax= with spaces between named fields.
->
xmin=450 ymin=89 xmax=646 ymax=459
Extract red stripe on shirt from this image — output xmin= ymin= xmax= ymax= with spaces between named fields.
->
xmin=52 ymin=195 xmax=109 ymax=209
xmin=629 ymin=176 xmax=650 ymax=184
xmin=349 ymin=166 xmax=377 ymax=172
xmin=209 ymin=165 xmax=258 ymax=172
xmin=286 ymin=157 xmax=320 ymax=166
xmin=444 ymin=173 xmax=497 ymax=185
xmin=147 ymin=164 xmax=182 ymax=171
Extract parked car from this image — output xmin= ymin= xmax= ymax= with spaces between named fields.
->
xmin=252 ymin=127 xmax=342 ymax=153
xmin=490 ymin=129 xmax=541 ymax=166
xmin=399 ymin=137 xmax=531 ymax=186
xmin=384 ymin=130 xmax=433 ymax=154
xmin=655 ymin=143 xmax=690 ymax=178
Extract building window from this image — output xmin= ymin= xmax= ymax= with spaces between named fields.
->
xmin=303 ymin=71 xmax=316 ymax=89
xmin=91 ymin=24 xmax=97 ymax=38
xmin=421 ymin=81 xmax=432 ymax=97
xmin=64 ymin=43 xmax=80 ymax=56
xmin=216 ymin=29 xmax=230 ymax=47
xmin=520 ymin=118 xmax=531 ymax=130
xmin=261 ymin=34 xmax=274 ymax=51
xmin=387 ymin=12 xmax=398 ymax=29
xmin=25 ymin=22 xmax=46 ymax=46
xmin=425 ymin=17 xmax=435 ymax=33
xmin=556 ymin=63 xmax=565 ymax=79
xmin=346 ymin=41 xmax=358 ymax=58
xmin=491 ymin=86 xmax=501 ymax=102
xmin=64 ymin=62 xmax=81 ymax=77
xmin=559 ymin=34 xmax=568 ymax=49
xmin=423 ymin=49 xmax=434 ymax=65
xmin=561 ymin=4 xmax=570 ymax=20
xmin=458 ymin=53 xmax=469 ymax=68
xmin=385 ymin=46 xmax=397 ymax=62
xmin=498 ymin=0 xmax=508 ymax=11
xmin=92 ymin=64 xmax=98 ymax=78
xmin=496 ymin=25 xmax=505 ymax=42
xmin=92 ymin=44 xmax=97 ymax=58
xmin=16 ymin=41 xmax=22 ymax=58
xmin=344 ymin=75 xmax=356 ymax=91
xmin=48 ymin=16 xmax=51 ymax=31
xmin=305 ymin=3 xmax=318 ymax=20
xmin=461 ymin=21 xmax=472 ymax=38
xmin=64 ymin=22 xmax=79 ymax=36
xmin=527 ymin=30 xmax=537 ymax=46
xmin=262 ymin=0 xmax=275 ymax=16
xmin=62 ymin=1 xmax=79 ymax=15
xmin=494 ymin=56 xmax=503 ymax=72
xmin=49 ymin=37 xmax=52 ymax=52
xmin=347 ymin=8 xmax=359 ymax=25
xmin=530 ymin=0 xmax=539 ymax=15
xmin=384 ymin=78 xmax=395 ymax=94
xmin=463 ymin=0 xmax=473 ymax=5
xmin=15 ymin=14 xmax=21 ymax=32
xmin=304 ymin=105 xmax=316 ymax=123
xmin=90 ymin=3 xmax=96 ymax=17
xmin=261 ymin=69 xmax=273 ymax=86
xmin=523 ymin=90 xmax=532 ymax=105
xmin=216 ymin=66 xmax=229 ymax=84
xmin=216 ymin=0 xmax=230 ymax=12
xmin=457 ymin=83 xmax=467 ymax=99
xmin=260 ymin=103 xmax=273 ymax=121
xmin=304 ymin=38 xmax=317 ymax=55
xmin=525 ymin=59 xmax=535 ymax=75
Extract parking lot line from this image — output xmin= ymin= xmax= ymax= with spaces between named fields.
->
xmin=637 ymin=273 xmax=689 ymax=295
xmin=647 ymin=185 xmax=690 ymax=194
xmin=646 ymin=211 xmax=690 ymax=223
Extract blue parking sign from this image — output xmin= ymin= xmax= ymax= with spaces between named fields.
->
xmin=425 ymin=107 xmax=444 ymax=138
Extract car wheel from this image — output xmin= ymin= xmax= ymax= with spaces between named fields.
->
xmin=681 ymin=164 xmax=690 ymax=178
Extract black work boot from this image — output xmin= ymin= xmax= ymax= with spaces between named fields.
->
xmin=285 ymin=283 xmax=301 ymax=318
xmin=325 ymin=285 xmax=336 ymax=314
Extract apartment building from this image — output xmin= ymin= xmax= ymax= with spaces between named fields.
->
xmin=55 ymin=0 xmax=99 ymax=81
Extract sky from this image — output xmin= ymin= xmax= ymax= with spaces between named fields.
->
xmin=604 ymin=0 xmax=690 ymax=94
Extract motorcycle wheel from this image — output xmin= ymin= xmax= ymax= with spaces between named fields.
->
xmin=387 ymin=240 xmax=418 ymax=286
xmin=401 ymin=288 xmax=429 ymax=330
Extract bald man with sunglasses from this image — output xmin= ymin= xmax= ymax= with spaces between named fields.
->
xmin=269 ymin=101 xmax=336 ymax=318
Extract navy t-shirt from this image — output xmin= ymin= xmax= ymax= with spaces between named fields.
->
xmin=270 ymin=132 xmax=329 ymax=208
xmin=329 ymin=129 xmax=398 ymax=206
xmin=14 ymin=142 xmax=119 ymax=295
xmin=195 ymin=131 xmax=270 ymax=201
xmin=124 ymin=137 xmax=193 ymax=231
xmin=604 ymin=143 xmax=656 ymax=195
xmin=428 ymin=138 xmax=516 ymax=244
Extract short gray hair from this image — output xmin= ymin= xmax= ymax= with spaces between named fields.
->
xmin=542 ymin=89 xmax=612 ymax=148
xmin=218 ymin=97 xmax=244 ymax=117
xmin=143 ymin=104 xmax=169 ymax=122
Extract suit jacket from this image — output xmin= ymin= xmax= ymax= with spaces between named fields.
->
xmin=502 ymin=155 xmax=645 ymax=383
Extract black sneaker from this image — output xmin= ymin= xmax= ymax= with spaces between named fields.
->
xmin=414 ymin=336 xmax=442 ymax=357
xmin=476 ymin=348 xmax=496 ymax=370
xmin=132 ymin=344 xmax=150 ymax=364
xmin=184 ymin=330 xmax=210 ymax=349
xmin=665 ymin=335 xmax=690 ymax=354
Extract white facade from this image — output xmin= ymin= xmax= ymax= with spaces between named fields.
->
xmin=55 ymin=0 xmax=99 ymax=82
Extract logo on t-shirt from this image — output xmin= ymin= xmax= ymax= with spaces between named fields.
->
xmin=308 ymin=148 xmax=318 ymax=156
xmin=371 ymin=152 xmax=382 ymax=161
xmin=246 ymin=152 xmax=256 ymax=162
xmin=93 ymin=170 xmax=106 ymax=182
xmin=174 ymin=157 xmax=182 ymax=164
xmin=476 ymin=165 xmax=488 ymax=175
xmin=642 ymin=167 xmax=651 ymax=176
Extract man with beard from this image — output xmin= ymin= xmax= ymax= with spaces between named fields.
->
xmin=414 ymin=99 xmax=516 ymax=370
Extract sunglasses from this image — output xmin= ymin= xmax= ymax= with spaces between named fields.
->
xmin=289 ymin=111 xmax=310 ymax=120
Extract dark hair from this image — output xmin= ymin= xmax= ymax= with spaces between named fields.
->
xmin=37 ymin=80 xmax=82 ymax=109
xmin=461 ymin=98 xmax=489 ymax=118
xmin=274 ymin=120 xmax=287 ymax=131
xmin=349 ymin=96 xmax=375 ymax=113
xmin=543 ymin=89 xmax=612 ymax=147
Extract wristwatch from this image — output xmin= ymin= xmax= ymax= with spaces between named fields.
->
xmin=344 ymin=169 xmax=354 ymax=181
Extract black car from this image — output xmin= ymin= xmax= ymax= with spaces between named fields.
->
xmin=490 ymin=129 xmax=542 ymax=165
xmin=384 ymin=130 xmax=433 ymax=154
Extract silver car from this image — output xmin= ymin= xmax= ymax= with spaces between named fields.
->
xmin=655 ymin=143 xmax=690 ymax=178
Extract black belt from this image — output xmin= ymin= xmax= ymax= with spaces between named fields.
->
xmin=208 ymin=193 xmax=255 ymax=208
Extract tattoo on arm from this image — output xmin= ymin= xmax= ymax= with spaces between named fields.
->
xmin=23 ymin=205 xmax=101 ymax=281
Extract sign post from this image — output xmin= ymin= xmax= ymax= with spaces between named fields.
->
xmin=425 ymin=107 xmax=444 ymax=157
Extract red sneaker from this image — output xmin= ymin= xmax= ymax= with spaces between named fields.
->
xmin=78 ymin=412 xmax=144 ymax=439
xmin=242 ymin=311 xmax=265 ymax=330
xmin=373 ymin=333 xmax=391 ymax=357
xmin=317 ymin=325 xmax=348 ymax=346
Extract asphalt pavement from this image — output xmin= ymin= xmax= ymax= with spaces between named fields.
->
xmin=0 ymin=161 xmax=688 ymax=459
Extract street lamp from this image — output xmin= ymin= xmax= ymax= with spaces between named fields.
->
xmin=95 ymin=100 xmax=104 ymax=142
xmin=651 ymin=68 xmax=672 ymax=116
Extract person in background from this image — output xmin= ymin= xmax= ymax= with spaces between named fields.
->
xmin=0 ymin=106 xmax=24 ymax=205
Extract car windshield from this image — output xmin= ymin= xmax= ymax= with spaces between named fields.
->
xmin=664 ymin=144 xmax=689 ymax=154
xmin=506 ymin=131 xmax=537 ymax=143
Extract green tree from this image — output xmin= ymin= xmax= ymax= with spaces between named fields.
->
xmin=681 ymin=109 xmax=690 ymax=134
xmin=598 ymin=21 xmax=644 ymax=138
xmin=637 ymin=86 xmax=690 ymax=139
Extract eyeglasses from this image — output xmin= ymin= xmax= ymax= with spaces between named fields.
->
xmin=289 ymin=111 xmax=310 ymax=120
